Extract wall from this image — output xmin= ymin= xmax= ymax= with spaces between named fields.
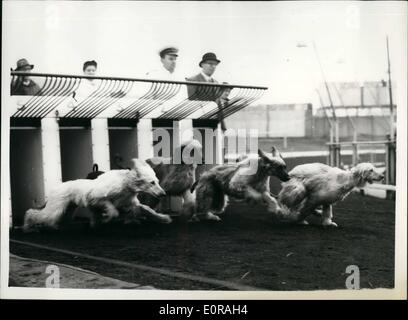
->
xmin=10 ymin=128 xmax=45 ymax=225
xmin=108 ymin=128 xmax=138 ymax=169
xmin=224 ymin=103 xmax=391 ymax=139
xmin=224 ymin=104 xmax=313 ymax=137
xmin=312 ymin=115 xmax=392 ymax=138
xmin=60 ymin=128 xmax=93 ymax=181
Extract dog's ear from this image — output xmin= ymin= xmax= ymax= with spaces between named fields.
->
xmin=258 ymin=149 xmax=267 ymax=159
xmin=131 ymin=158 xmax=147 ymax=170
xmin=363 ymin=167 xmax=372 ymax=179
xmin=271 ymin=146 xmax=277 ymax=157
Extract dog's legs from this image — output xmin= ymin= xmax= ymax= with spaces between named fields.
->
xmin=132 ymin=196 xmax=172 ymax=224
xmin=261 ymin=191 xmax=303 ymax=223
xmin=291 ymin=200 xmax=319 ymax=225
xmin=321 ymin=205 xmax=338 ymax=227
xmin=192 ymin=179 xmax=222 ymax=222
xmin=87 ymin=201 xmax=119 ymax=227
xmin=23 ymin=194 xmax=73 ymax=232
xmin=214 ymin=195 xmax=229 ymax=215
xmin=262 ymin=191 xmax=280 ymax=213
xmin=180 ymin=189 xmax=195 ymax=218
xmin=99 ymin=200 xmax=120 ymax=223
xmin=139 ymin=204 xmax=173 ymax=224
xmin=245 ymin=187 xmax=263 ymax=203
xmin=88 ymin=206 xmax=102 ymax=228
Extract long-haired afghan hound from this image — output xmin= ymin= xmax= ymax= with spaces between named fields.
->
xmin=277 ymin=162 xmax=385 ymax=227
xmin=191 ymin=147 xmax=290 ymax=221
xmin=23 ymin=159 xmax=170 ymax=232
xmin=138 ymin=139 xmax=203 ymax=219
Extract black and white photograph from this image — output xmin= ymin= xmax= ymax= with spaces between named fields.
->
xmin=1 ymin=0 xmax=406 ymax=300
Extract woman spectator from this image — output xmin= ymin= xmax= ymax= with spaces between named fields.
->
xmin=73 ymin=60 xmax=99 ymax=100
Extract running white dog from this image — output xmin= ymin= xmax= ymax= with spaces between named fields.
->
xmin=23 ymin=159 xmax=170 ymax=232
xmin=277 ymin=162 xmax=384 ymax=227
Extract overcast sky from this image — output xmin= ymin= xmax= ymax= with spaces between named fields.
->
xmin=3 ymin=1 xmax=407 ymax=106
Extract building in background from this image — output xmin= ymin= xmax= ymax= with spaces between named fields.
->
xmin=226 ymin=81 xmax=397 ymax=140
xmin=225 ymin=103 xmax=313 ymax=138
xmin=315 ymin=81 xmax=396 ymax=139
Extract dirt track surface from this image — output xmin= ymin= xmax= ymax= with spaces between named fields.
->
xmin=10 ymin=193 xmax=395 ymax=290
xmin=9 ymin=254 xmax=155 ymax=289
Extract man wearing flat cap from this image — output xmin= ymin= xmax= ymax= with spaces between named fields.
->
xmin=146 ymin=46 xmax=181 ymax=81
xmin=186 ymin=52 xmax=221 ymax=99
xmin=11 ymin=58 xmax=41 ymax=96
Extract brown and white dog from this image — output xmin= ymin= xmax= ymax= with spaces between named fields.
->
xmin=277 ymin=162 xmax=385 ymax=227
xmin=138 ymin=139 xmax=203 ymax=218
xmin=191 ymin=147 xmax=290 ymax=221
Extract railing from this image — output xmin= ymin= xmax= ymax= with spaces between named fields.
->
xmin=327 ymin=137 xmax=396 ymax=185
xmin=10 ymin=71 xmax=267 ymax=120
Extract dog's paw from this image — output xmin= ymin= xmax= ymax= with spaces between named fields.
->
xmin=207 ymin=213 xmax=222 ymax=221
xmin=22 ymin=225 xmax=39 ymax=233
xmin=297 ymin=220 xmax=309 ymax=226
xmin=188 ymin=215 xmax=200 ymax=223
xmin=156 ymin=213 xmax=173 ymax=224
xmin=322 ymin=220 xmax=338 ymax=227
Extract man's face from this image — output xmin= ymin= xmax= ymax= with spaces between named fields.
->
xmin=20 ymin=66 xmax=33 ymax=81
xmin=84 ymin=65 xmax=97 ymax=76
xmin=161 ymin=54 xmax=177 ymax=73
xmin=201 ymin=61 xmax=218 ymax=77
xmin=221 ymin=88 xmax=231 ymax=99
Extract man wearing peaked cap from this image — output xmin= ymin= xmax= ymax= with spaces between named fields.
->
xmin=159 ymin=46 xmax=179 ymax=58
xmin=146 ymin=46 xmax=180 ymax=81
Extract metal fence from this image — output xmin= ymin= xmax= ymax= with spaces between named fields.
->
xmin=327 ymin=137 xmax=396 ymax=186
xmin=10 ymin=71 xmax=267 ymax=121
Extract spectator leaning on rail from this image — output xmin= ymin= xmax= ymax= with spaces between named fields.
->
xmin=186 ymin=52 xmax=221 ymax=100
xmin=215 ymin=82 xmax=231 ymax=133
xmin=73 ymin=60 xmax=100 ymax=100
xmin=146 ymin=46 xmax=181 ymax=81
xmin=11 ymin=58 xmax=41 ymax=96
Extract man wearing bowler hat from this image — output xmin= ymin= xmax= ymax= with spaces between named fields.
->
xmin=146 ymin=46 xmax=180 ymax=81
xmin=186 ymin=52 xmax=221 ymax=99
xmin=11 ymin=58 xmax=41 ymax=96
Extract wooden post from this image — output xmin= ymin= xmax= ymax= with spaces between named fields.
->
xmin=41 ymin=117 xmax=62 ymax=200
xmin=386 ymin=136 xmax=396 ymax=186
xmin=283 ymin=135 xmax=288 ymax=149
xmin=171 ymin=119 xmax=194 ymax=212
xmin=216 ymin=122 xmax=224 ymax=165
xmin=91 ymin=118 xmax=110 ymax=171
xmin=352 ymin=141 xmax=358 ymax=166
xmin=386 ymin=36 xmax=395 ymax=138
xmin=137 ymin=118 xmax=154 ymax=160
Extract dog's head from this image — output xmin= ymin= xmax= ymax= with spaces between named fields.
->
xmin=131 ymin=159 xmax=166 ymax=198
xmin=351 ymin=162 xmax=384 ymax=186
xmin=258 ymin=147 xmax=290 ymax=181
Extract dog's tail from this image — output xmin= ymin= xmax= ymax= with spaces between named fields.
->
xmin=279 ymin=178 xmax=307 ymax=208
